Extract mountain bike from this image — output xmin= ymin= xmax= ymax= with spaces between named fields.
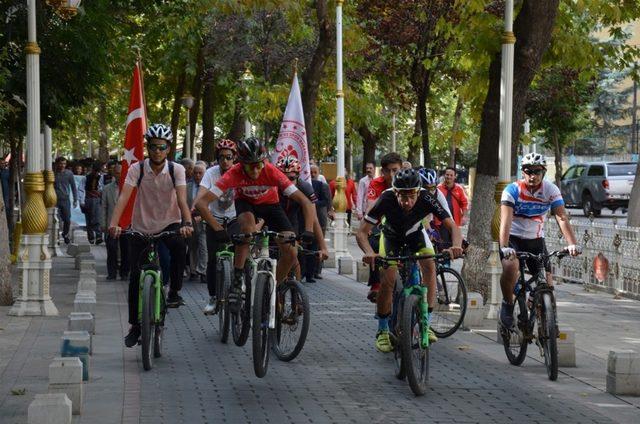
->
xmin=377 ymin=251 xmax=449 ymax=396
xmin=233 ymin=228 xmax=305 ymax=378
xmin=430 ymin=256 xmax=467 ymax=338
xmin=124 ymin=229 xmax=179 ymax=371
xmin=500 ymin=249 xmax=570 ymax=381
xmin=214 ymin=242 xmax=234 ymax=343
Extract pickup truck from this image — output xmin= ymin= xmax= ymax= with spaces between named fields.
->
xmin=559 ymin=161 xmax=636 ymax=216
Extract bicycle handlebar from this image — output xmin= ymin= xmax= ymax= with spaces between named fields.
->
xmin=231 ymin=229 xmax=297 ymax=244
xmin=122 ymin=229 xmax=181 ymax=241
xmin=516 ymin=248 xmax=571 ymax=261
xmin=375 ymin=252 xmax=452 ymax=266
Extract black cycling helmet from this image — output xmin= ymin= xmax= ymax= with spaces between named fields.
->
xmin=392 ymin=168 xmax=421 ymax=191
xmin=236 ymin=137 xmax=268 ymax=163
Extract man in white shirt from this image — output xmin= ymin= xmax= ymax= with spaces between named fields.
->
xmin=356 ymin=161 xmax=375 ymax=220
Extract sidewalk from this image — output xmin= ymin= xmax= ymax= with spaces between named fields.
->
xmin=0 ymin=235 xmax=639 ymax=423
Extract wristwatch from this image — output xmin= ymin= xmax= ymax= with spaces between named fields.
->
xmin=183 ymin=222 xmax=193 ymax=227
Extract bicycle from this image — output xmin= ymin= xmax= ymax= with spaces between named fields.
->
xmin=377 ymin=251 xmax=449 ymax=396
xmin=213 ymin=241 xmax=234 ymax=344
xmin=500 ymin=249 xmax=570 ymax=381
xmin=233 ymin=228 xmax=310 ymax=378
xmin=430 ymin=256 xmax=468 ymax=338
xmin=123 ymin=229 xmax=179 ymax=371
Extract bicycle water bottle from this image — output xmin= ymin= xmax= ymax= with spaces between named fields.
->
xmin=514 ymin=281 xmax=522 ymax=296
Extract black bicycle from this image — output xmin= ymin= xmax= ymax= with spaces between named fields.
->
xmin=500 ymin=249 xmax=569 ymax=381
xmin=430 ymin=257 xmax=467 ymax=338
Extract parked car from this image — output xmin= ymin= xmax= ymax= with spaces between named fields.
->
xmin=560 ymin=161 xmax=636 ymax=216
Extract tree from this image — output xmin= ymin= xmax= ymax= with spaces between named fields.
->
xmin=0 ymin=192 xmax=12 ymax=305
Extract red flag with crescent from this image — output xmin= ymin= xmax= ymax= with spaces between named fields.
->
xmin=118 ymin=62 xmax=147 ymax=228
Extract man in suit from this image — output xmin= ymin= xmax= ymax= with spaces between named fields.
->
xmin=101 ymin=163 xmax=129 ymax=280
xmin=186 ymin=162 xmax=208 ymax=282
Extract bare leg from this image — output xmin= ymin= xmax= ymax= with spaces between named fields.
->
xmin=500 ymin=259 xmax=520 ymax=303
xmin=275 ymin=232 xmax=297 ymax=284
xmin=234 ymin=212 xmax=255 ymax=270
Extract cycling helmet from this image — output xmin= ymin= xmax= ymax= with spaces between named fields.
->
xmin=215 ymin=139 xmax=237 ymax=155
xmin=418 ymin=168 xmax=438 ymax=187
xmin=236 ymin=136 xmax=268 ymax=163
xmin=521 ymin=152 xmax=546 ymax=168
xmin=276 ymin=155 xmax=301 ymax=174
xmin=392 ymin=168 xmax=421 ymax=191
xmin=144 ymin=123 xmax=173 ymax=142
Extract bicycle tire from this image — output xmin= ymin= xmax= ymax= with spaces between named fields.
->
xmin=400 ymin=294 xmax=429 ymax=396
xmin=153 ymin=286 xmax=165 ymax=358
xmin=540 ymin=292 xmax=558 ymax=381
xmin=217 ymin=258 xmax=232 ymax=343
xmin=271 ymin=280 xmax=310 ymax=362
xmin=252 ymin=273 xmax=272 ymax=378
xmin=431 ymin=267 xmax=467 ymax=338
xmin=391 ymin=291 xmax=405 ymax=380
xmin=502 ymin=294 xmax=528 ymax=366
xmin=141 ymin=274 xmax=155 ymax=371
xmin=231 ymin=265 xmax=252 ymax=347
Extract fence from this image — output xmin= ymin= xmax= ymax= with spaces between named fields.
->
xmin=545 ymin=216 xmax=640 ymax=299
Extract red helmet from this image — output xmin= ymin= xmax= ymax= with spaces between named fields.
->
xmin=215 ymin=139 xmax=237 ymax=156
xmin=276 ymin=155 xmax=301 ymax=174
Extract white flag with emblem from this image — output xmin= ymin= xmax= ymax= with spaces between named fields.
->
xmin=271 ymin=74 xmax=311 ymax=182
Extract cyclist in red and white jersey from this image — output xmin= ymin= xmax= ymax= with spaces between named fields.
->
xmin=194 ymin=137 xmax=316 ymax=312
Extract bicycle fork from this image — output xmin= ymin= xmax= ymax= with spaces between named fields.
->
xmin=138 ymin=269 xmax=162 ymax=323
xmin=404 ymin=285 xmax=430 ymax=349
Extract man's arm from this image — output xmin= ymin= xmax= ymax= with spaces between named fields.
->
xmin=289 ymin=190 xmax=315 ymax=233
xmin=499 ymin=205 xmax=514 ymax=250
xmin=459 ymin=185 xmax=469 ymax=222
xmin=553 ymin=205 xmax=578 ymax=251
xmin=441 ymin=217 xmax=463 ymax=258
xmin=175 ymin=184 xmax=193 ymax=237
xmin=193 ymin=187 xmax=223 ymax=231
xmin=356 ymin=220 xmax=377 ymax=264
xmin=68 ymin=172 xmax=78 ymax=201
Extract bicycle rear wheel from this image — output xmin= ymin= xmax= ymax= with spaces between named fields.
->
xmin=271 ymin=280 xmax=310 ymax=362
xmin=231 ymin=265 xmax=252 ymax=347
xmin=400 ymin=294 xmax=429 ymax=396
xmin=252 ymin=273 xmax=273 ymax=378
xmin=141 ymin=274 xmax=155 ymax=371
xmin=502 ymin=295 xmax=528 ymax=366
xmin=539 ymin=292 xmax=558 ymax=381
xmin=431 ymin=267 xmax=467 ymax=338
xmin=217 ymin=258 xmax=231 ymax=343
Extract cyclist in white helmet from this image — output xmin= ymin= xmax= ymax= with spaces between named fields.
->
xmin=498 ymin=153 xmax=580 ymax=329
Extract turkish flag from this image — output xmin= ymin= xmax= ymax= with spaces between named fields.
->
xmin=119 ymin=62 xmax=147 ymax=228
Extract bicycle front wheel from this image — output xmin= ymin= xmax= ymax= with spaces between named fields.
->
xmin=271 ymin=280 xmax=310 ymax=362
xmin=141 ymin=274 xmax=155 ymax=371
xmin=217 ymin=258 xmax=231 ymax=343
xmin=431 ymin=267 xmax=467 ymax=338
xmin=252 ymin=273 xmax=273 ymax=378
xmin=539 ymin=292 xmax=558 ymax=381
xmin=502 ymin=295 xmax=528 ymax=366
xmin=400 ymin=294 xmax=429 ymax=396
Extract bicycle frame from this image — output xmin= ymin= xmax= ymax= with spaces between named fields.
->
xmin=137 ymin=245 xmax=163 ymax=324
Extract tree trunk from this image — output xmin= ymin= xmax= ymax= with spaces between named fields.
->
xmin=72 ymin=134 xmax=82 ymax=160
xmin=627 ymin=158 xmax=640 ymax=226
xmin=462 ymin=0 xmax=561 ymax=297
xmin=226 ymin=101 xmax=245 ymax=142
xmin=0 ymin=190 xmax=12 ymax=305
xmin=169 ymin=70 xmax=187 ymax=160
xmin=416 ymin=75 xmax=432 ymax=168
xmin=449 ymin=96 xmax=464 ymax=168
xmin=407 ymin=107 xmax=421 ymax=165
xmin=188 ymin=45 xmax=205 ymax=159
xmin=98 ymin=99 xmax=109 ymax=162
xmin=201 ymin=82 xmax=216 ymax=163
xmin=357 ymin=124 xmax=378 ymax=174
xmin=301 ymin=0 xmax=334 ymax=160
xmin=553 ymin=131 xmax=562 ymax=187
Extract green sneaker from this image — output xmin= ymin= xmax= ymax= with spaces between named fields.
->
xmin=375 ymin=330 xmax=393 ymax=353
xmin=428 ymin=327 xmax=438 ymax=344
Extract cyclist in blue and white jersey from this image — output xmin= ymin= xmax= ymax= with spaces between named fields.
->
xmin=499 ymin=153 xmax=580 ymax=328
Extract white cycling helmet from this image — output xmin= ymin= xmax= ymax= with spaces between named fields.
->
xmin=521 ymin=152 xmax=546 ymax=168
xmin=419 ymin=168 xmax=438 ymax=187
xmin=145 ymin=123 xmax=173 ymax=142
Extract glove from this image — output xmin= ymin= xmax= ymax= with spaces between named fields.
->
xmin=500 ymin=247 xmax=516 ymax=260
xmin=566 ymin=244 xmax=581 ymax=256
xmin=300 ymin=230 xmax=314 ymax=246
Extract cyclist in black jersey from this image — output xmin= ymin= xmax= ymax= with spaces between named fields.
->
xmin=356 ymin=168 xmax=464 ymax=352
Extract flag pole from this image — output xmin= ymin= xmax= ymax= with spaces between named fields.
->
xmin=292 ymin=57 xmax=298 ymax=77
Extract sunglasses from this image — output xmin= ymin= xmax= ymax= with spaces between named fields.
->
xmin=243 ymin=161 xmax=265 ymax=171
xmin=218 ymin=154 xmax=234 ymax=161
xmin=148 ymin=144 xmax=168 ymax=152
xmin=523 ymin=168 xmax=545 ymax=176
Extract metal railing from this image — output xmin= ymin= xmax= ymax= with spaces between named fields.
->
xmin=545 ymin=216 xmax=640 ymax=299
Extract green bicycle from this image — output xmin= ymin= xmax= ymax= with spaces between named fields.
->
xmin=124 ymin=229 xmax=178 ymax=371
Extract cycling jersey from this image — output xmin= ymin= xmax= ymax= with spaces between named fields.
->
xmin=212 ymin=162 xmax=298 ymax=205
xmin=200 ymin=165 xmax=235 ymax=221
xmin=365 ymin=188 xmax=450 ymax=239
xmin=501 ymin=180 xmax=564 ymax=239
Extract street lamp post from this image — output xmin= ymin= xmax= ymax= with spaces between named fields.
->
xmin=181 ymin=92 xmax=195 ymax=160
xmin=11 ymin=0 xmax=81 ymax=316
xmin=332 ymin=0 xmax=353 ymax=275
xmin=240 ymin=66 xmax=254 ymax=139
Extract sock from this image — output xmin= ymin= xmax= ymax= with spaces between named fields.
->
xmin=377 ymin=315 xmax=390 ymax=332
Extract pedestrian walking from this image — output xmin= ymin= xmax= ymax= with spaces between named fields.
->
xmin=84 ymin=162 xmax=104 ymax=244
xmin=54 ymin=157 xmax=78 ymax=244
xmin=186 ymin=162 xmax=208 ymax=282
xmin=435 ymin=167 xmax=469 ymax=248
xmin=356 ymin=161 xmax=375 ymax=220
xmin=101 ymin=163 xmax=129 ymax=280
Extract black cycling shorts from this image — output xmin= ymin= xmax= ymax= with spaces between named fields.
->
xmin=503 ymin=235 xmax=550 ymax=274
xmin=235 ymin=199 xmax=294 ymax=234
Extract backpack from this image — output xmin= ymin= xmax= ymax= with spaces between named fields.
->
xmin=136 ymin=160 xmax=176 ymax=188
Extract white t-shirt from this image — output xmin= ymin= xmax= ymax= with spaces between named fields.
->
xmin=200 ymin=165 xmax=236 ymax=221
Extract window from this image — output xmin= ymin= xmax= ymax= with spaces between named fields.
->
xmin=574 ymin=165 xmax=586 ymax=177
xmin=607 ymin=163 xmax=637 ymax=177
xmin=562 ymin=166 xmax=576 ymax=180
xmin=587 ymin=165 xmax=604 ymax=176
